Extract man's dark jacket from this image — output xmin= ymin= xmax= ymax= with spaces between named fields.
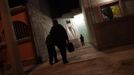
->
xmin=50 ymin=24 xmax=68 ymax=44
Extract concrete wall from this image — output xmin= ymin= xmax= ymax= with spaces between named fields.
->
xmin=94 ymin=15 xmax=134 ymax=49
xmin=80 ymin=0 xmax=98 ymax=46
xmin=124 ymin=0 xmax=134 ymax=15
xmin=27 ymin=0 xmax=52 ymax=62
xmin=39 ymin=0 xmax=51 ymax=17
xmin=81 ymin=0 xmax=134 ymax=50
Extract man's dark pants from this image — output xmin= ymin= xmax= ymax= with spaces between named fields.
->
xmin=56 ymin=43 xmax=68 ymax=64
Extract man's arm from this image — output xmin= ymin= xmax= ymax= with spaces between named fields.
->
xmin=60 ymin=25 xmax=69 ymax=44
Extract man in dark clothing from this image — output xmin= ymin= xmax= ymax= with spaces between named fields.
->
xmin=50 ymin=20 xmax=69 ymax=64
xmin=46 ymin=34 xmax=58 ymax=65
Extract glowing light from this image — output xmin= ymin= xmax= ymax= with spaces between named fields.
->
xmin=73 ymin=13 xmax=85 ymax=26
xmin=94 ymin=0 xmax=116 ymax=4
xmin=102 ymin=0 xmax=114 ymax=2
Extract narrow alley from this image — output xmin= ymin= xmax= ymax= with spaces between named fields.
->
xmin=1 ymin=0 xmax=134 ymax=75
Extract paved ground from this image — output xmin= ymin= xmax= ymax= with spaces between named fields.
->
xmin=29 ymin=44 xmax=134 ymax=75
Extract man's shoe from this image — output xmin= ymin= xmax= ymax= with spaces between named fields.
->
xmin=49 ymin=61 xmax=54 ymax=65
xmin=54 ymin=60 xmax=59 ymax=63
xmin=63 ymin=61 xmax=69 ymax=64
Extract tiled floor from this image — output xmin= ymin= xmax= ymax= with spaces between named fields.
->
xmin=29 ymin=44 xmax=134 ymax=75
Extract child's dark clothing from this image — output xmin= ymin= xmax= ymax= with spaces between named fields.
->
xmin=80 ymin=34 xmax=85 ymax=46
xmin=46 ymin=34 xmax=58 ymax=65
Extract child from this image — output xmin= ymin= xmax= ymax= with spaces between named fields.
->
xmin=80 ymin=34 xmax=85 ymax=46
xmin=46 ymin=34 xmax=58 ymax=65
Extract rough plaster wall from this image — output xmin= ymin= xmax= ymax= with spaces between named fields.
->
xmin=39 ymin=0 xmax=51 ymax=17
xmin=28 ymin=0 xmax=40 ymax=9
xmin=125 ymin=1 xmax=134 ymax=15
xmin=28 ymin=0 xmax=51 ymax=17
xmin=27 ymin=3 xmax=52 ymax=62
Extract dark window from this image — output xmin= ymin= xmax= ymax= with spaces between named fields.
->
xmin=13 ymin=21 xmax=30 ymax=40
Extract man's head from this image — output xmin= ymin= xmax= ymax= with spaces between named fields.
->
xmin=53 ymin=20 xmax=58 ymax=26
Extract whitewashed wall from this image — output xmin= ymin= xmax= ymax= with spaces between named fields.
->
xmin=27 ymin=2 xmax=52 ymax=62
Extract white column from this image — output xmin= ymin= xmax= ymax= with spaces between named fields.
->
xmin=0 ymin=0 xmax=24 ymax=75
